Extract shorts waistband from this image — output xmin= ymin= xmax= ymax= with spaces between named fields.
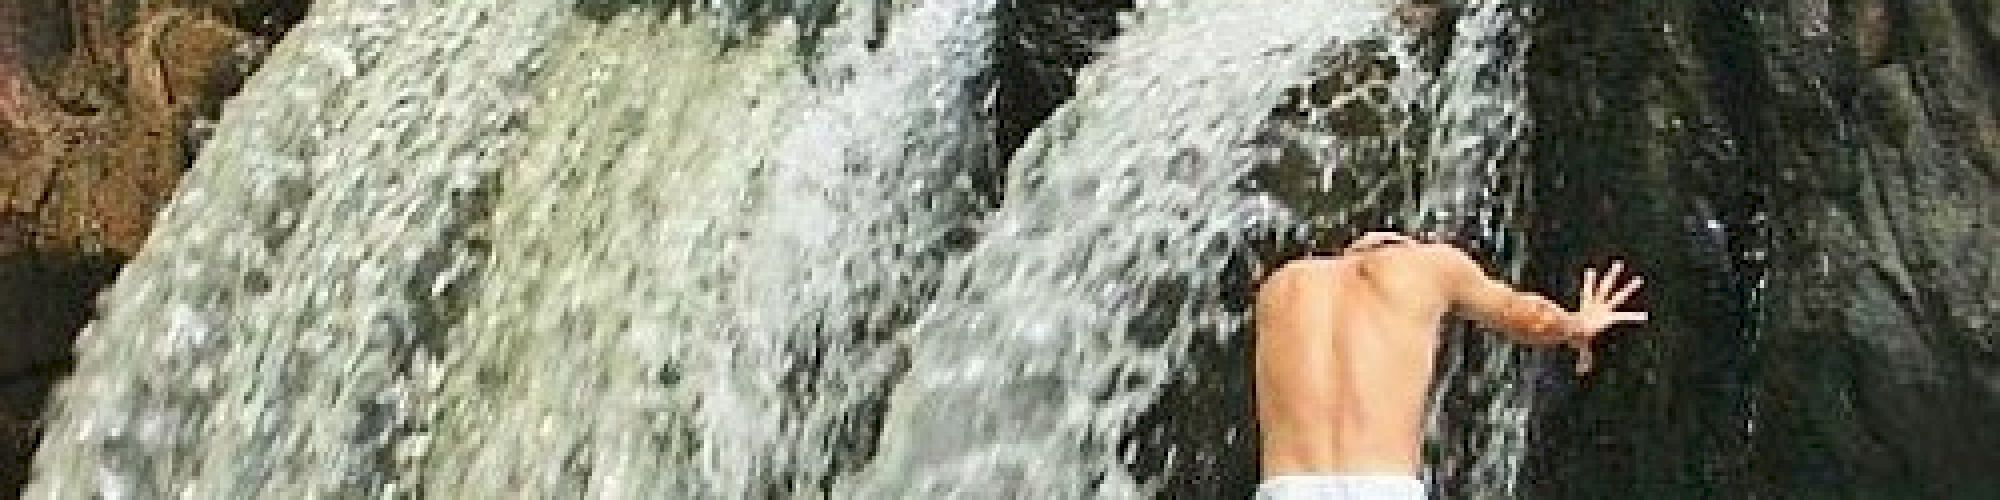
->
xmin=1255 ymin=475 xmax=1425 ymax=500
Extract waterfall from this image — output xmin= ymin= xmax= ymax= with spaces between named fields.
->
xmin=26 ymin=0 xmax=566 ymax=497
xmin=413 ymin=12 xmax=809 ymax=499
xmin=25 ymin=0 xmax=1556 ymax=497
xmin=842 ymin=1 xmax=1392 ymax=497
xmin=1409 ymin=1 xmax=1536 ymax=497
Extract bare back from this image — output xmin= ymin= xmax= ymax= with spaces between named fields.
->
xmin=1251 ymin=235 xmax=1647 ymax=482
xmin=1253 ymin=246 xmax=1459 ymax=476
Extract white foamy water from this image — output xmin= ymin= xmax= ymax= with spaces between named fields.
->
xmin=28 ymin=0 xmax=566 ymax=497
xmin=27 ymin=0 xmax=1541 ymax=497
xmin=1409 ymin=2 xmax=1536 ymax=497
xmin=839 ymin=1 xmax=1396 ymax=497
xmin=413 ymin=12 xmax=808 ymax=499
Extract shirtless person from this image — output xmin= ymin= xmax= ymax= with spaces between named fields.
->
xmin=1253 ymin=232 xmax=1647 ymax=499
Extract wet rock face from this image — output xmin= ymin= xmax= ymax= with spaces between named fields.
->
xmin=1522 ymin=0 xmax=1997 ymax=498
xmin=0 ymin=0 xmax=306 ymax=495
xmin=1750 ymin=0 xmax=1998 ymax=496
xmin=1515 ymin=2 xmax=1769 ymax=496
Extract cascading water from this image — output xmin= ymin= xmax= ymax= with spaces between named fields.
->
xmin=413 ymin=12 xmax=810 ymax=499
xmin=26 ymin=0 xmax=564 ymax=496
xmin=841 ymin=1 xmax=1396 ymax=497
xmin=1407 ymin=1 xmax=1537 ymax=497
xmin=26 ymin=0 xmax=1550 ymax=497
xmin=425 ymin=0 xmax=997 ymax=496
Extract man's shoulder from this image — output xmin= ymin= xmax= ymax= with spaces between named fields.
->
xmin=1351 ymin=243 xmax=1485 ymax=297
xmin=1355 ymin=243 xmax=1473 ymax=268
xmin=1264 ymin=256 xmax=1355 ymax=285
xmin=1267 ymin=244 xmax=1469 ymax=277
xmin=1268 ymin=243 xmax=1483 ymax=287
xmin=1261 ymin=255 xmax=1374 ymax=299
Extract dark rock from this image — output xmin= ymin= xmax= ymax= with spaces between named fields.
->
xmin=1522 ymin=0 xmax=1998 ymax=498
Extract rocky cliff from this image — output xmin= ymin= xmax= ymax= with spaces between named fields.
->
xmin=1523 ymin=0 xmax=1996 ymax=497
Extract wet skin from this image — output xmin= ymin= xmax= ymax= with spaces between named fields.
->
xmin=1254 ymin=233 xmax=1646 ymax=477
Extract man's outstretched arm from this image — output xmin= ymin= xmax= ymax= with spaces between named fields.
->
xmin=1429 ymin=248 xmax=1647 ymax=373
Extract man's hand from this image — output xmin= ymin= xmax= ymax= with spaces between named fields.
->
xmin=1566 ymin=261 xmax=1647 ymax=374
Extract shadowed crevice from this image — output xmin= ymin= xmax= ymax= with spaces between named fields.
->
xmin=0 ymin=248 xmax=124 ymax=498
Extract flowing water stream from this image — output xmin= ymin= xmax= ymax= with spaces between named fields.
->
xmin=28 ymin=0 xmax=564 ymax=496
xmin=27 ymin=0 xmax=1555 ymax=497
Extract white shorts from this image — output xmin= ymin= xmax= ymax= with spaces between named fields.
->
xmin=1253 ymin=475 xmax=1426 ymax=500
